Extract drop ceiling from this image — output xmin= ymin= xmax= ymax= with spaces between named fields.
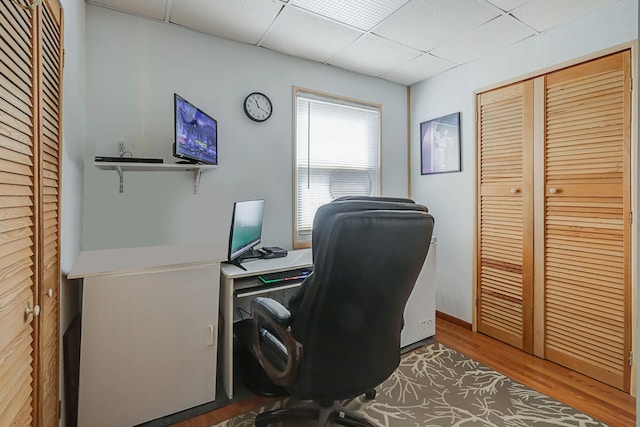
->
xmin=86 ymin=0 xmax=623 ymax=86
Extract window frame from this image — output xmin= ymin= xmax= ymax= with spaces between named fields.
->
xmin=292 ymin=86 xmax=382 ymax=248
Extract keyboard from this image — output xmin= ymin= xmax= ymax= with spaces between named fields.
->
xmin=258 ymin=268 xmax=312 ymax=284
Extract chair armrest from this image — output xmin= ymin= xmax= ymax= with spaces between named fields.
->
xmin=251 ymin=297 xmax=303 ymax=387
xmin=251 ymin=297 xmax=291 ymax=326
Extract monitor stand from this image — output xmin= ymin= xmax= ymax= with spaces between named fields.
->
xmin=223 ymin=250 xmax=264 ymax=271
xmin=222 ymin=258 xmax=247 ymax=271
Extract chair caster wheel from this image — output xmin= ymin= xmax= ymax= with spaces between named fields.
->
xmin=364 ymin=389 xmax=376 ymax=400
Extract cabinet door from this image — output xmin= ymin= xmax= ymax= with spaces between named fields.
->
xmin=477 ymin=81 xmax=534 ymax=352
xmin=78 ymin=267 xmax=219 ymax=427
xmin=0 ymin=0 xmax=38 ymax=424
xmin=542 ymin=51 xmax=631 ymax=391
xmin=37 ymin=0 xmax=63 ymax=424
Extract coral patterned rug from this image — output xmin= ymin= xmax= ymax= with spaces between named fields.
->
xmin=214 ymin=341 xmax=606 ymax=426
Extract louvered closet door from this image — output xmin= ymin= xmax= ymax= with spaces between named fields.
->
xmin=0 ymin=0 xmax=38 ymax=425
xmin=477 ymin=81 xmax=534 ymax=352
xmin=37 ymin=0 xmax=63 ymax=424
xmin=542 ymin=51 xmax=631 ymax=391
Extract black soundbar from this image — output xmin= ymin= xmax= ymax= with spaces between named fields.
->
xmin=95 ymin=156 xmax=164 ymax=164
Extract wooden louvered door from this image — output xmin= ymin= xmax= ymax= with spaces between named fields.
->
xmin=539 ymin=51 xmax=631 ymax=391
xmin=37 ymin=0 xmax=63 ymax=424
xmin=0 ymin=0 xmax=63 ymax=424
xmin=0 ymin=0 xmax=38 ymax=425
xmin=477 ymin=81 xmax=535 ymax=352
xmin=477 ymin=50 xmax=632 ymax=391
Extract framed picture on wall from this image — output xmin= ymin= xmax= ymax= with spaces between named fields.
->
xmin=420 ymin=112 xmax=461 ymax=175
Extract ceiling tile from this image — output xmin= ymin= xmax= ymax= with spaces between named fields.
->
xmin=89 ymin=0 xmax=623 ymax=86
xmin=431 ymin=15 xmax=535 ymax=65
xmin=484 ymin=0 xmax=531 ymax=12
xmin=290 ymin=0 xmax=410 ymax=31
xmin=511 ymin=0 xmax=620 ymax=32
xmin=169 ymin=0 xmax=283 ymax=44
xmin=381 ymin=53 xmax=456 ymax=86
xmin=328 ymin=34 xmax=422 ymax=77
xmin=261 ymin=6 xmax=363 ymax=63
xmin=88 ymin=0 xmax=167 ymax=20
xmin=373 ymin=0 xmax=500 ymax=52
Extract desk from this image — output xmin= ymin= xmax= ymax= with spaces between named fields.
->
xmin=68 ymin=242 xmax=226 ymax=427
xmin=219 ymin=249 xmax=312 ymax=398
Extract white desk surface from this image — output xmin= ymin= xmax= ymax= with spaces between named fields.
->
xmin=68 ymin=242 xmax=227 ymax=279
xmin=220 ymin=248 xmax=312 ymax=279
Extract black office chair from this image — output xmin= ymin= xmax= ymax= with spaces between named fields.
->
xmin=238 ymin=198 xmax=434 ymax=427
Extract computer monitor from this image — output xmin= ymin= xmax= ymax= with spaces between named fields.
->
xmin=227 ymin=199 xmax=265 ymax=270
xmin=173 ymin=93 xmax=218 ymax=165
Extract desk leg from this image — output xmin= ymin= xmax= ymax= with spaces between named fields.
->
xmin=220 ymin=276 xmax=234 ymax=399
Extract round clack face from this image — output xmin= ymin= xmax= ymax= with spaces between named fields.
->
xmin=243 ymin=92 xmax=272 ymax=122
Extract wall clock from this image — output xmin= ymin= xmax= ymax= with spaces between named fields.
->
xmin=243 ymin=92 xmax=273 ymax=122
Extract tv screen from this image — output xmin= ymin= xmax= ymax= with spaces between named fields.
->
xmin=228 ymin=199 xmax=265 ymax=262
xmin=174 ymin=94 xmax=218 ymax=165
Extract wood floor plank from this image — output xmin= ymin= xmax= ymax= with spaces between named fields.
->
xmin=170 ymin=317 xmax=635 ymax=427
xmin=436 ymin=318 xmax=635 ymax=427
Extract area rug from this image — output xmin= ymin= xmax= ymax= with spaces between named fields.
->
xmin=214 ymin=341 xmax=607 ymax=426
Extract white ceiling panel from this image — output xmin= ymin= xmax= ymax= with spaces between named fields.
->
xmin=372 ymin=0 xmax=500 ymax=52
xmin=431 ymin=15 xmax=535 ymax=65
xmin=290 ymin=0 xmax=410 ymax=31
xmin=381 ymin=53 xmax=456 ymax=85
xmin=511 ymin=0 xmax=620 ymax=32
xmin=87 ymin=0 xmax=623 ymax=86
xmin=88 ymin=0 xmax=167 ymax=20
xmin=261 ymin=6 xmax=363 ymax=63
xmin=328 ymin=34 xmax=421 ymax=77
xmin=484 ymin=0 xmax=532 ymax=12
xmin=169 ymin=0 xmax=284 ymax=44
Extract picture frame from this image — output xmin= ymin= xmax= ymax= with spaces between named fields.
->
xmin=420 ymin=112 xmax=461 ymax=175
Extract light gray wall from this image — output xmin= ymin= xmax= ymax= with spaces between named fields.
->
xmin=83 ymin=6 xmax=408 ymax=251
xmin=409 ymin=0 xmax=638 ymax=323
xmin=59 ymin=0 xmax=85 ymax=425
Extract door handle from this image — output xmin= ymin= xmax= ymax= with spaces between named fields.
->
xmin=24 ymin=304 xmax=40 ymax=322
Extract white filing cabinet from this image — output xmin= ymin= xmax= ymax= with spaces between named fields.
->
xmin=401 ymin=237 xmax=437 ymax=348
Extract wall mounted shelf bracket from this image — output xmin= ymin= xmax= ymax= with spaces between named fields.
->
xmin=95 ymin=162 xmax=215 ymax=194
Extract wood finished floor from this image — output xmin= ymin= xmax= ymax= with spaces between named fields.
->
xmin=172 ymin=317 xmax=636 ymax=427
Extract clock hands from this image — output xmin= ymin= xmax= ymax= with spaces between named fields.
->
xmin=254 ymin=98 xmax=269 ymax=113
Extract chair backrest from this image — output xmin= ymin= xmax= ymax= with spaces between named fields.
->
xmin=289 ymin=201 xmax=434 ymax=400
xmin=310 ymin=197 xmax=427 ymax=262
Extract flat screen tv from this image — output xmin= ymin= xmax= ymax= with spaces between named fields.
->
xmin=173 ymin=93 xmax=218 ymax=165
xmin=227 ymin=199 xmax=265 ymax=270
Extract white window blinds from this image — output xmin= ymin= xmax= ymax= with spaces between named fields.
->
xmin=294 ymin=89 xmax=381 ymax=245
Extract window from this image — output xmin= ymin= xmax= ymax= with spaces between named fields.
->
xmin=294 ymin=88 xmax=381 ymax=246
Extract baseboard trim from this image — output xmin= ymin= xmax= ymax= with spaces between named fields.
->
xmin=436 ymin=310 xmax=472 ymax=330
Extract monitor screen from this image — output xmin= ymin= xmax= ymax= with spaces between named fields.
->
xmin=174 ymin=94 xmax=218 ymax=165
xmin=228 ymin=199 xmax=265 ymax=261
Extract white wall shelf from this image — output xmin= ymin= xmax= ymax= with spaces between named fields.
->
xmin=94 ymin=161 xmax=216 ymax=194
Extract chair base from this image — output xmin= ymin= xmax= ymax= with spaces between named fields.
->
xmin=255 ymin=399 xmax=378 ymax=427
